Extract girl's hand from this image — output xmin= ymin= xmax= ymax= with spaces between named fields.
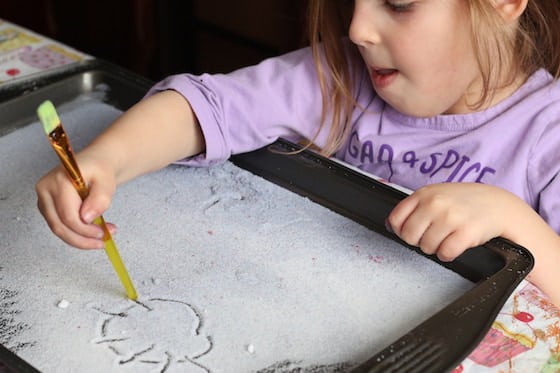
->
xmin=386 ymin=183 xmax=507 ymax=261
xmin=35 ymin=90 xmax=205 ymax=250
xmin=35 ymin=155 xmax=117 ymax=250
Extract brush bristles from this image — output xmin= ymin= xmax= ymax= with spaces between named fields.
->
xmin=37 ymin=100 xmax=61 ymax=135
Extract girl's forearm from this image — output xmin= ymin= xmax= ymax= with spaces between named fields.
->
xmin=500 ymin=195 xmax=560 ymax=307
xmin=513 ymin=221 xmax=560 ymax=307
xmin=80 ymin=90 xmax=204 ymax=185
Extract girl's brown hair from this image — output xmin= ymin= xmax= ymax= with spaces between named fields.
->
xmin=307 ymin=0 xmax=560 ymax=155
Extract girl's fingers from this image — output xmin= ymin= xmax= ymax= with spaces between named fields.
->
xmin=80 ymin=177 xmax=115 ymax=224
xmin=38 ymin=199 xmax=105 ymax=249
xmin=56 ymin=198 xmax=104 ymax=238
xmin=435 ymin=233 xmax=464 ymax=262
xmin=386 ymin=195 xmax=418 ymax=235
xmin=56 ymin=225 xmax=106 ymax=250
xmin=35 ymin=163 xmax=118 ymax=250
xmin=36 ymin=187 xmax=105 ymax=249
xmin=387 ymin=195 xmax=431 ymax=246
xmin=104 ymin=222 xmax=118 ymax=236
xmin=417 ymin=221 xmax=454 ymax=257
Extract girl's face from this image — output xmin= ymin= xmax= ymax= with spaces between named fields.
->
xmin=349 ymin=0 xmax=483 ymax=116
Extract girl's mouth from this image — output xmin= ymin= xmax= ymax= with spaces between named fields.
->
xmin=370 ymin=68 xmax=398 ymax=89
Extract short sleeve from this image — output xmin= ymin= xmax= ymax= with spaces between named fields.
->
xmin=145 ymin=47 xmax=327 ymax=166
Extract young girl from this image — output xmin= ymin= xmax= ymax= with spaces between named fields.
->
xmin=36 ymin=0 xmax=560 ymax=308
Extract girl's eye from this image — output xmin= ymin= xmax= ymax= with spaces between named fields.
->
xmin=385 ymin=1 xmax=414 ymax=12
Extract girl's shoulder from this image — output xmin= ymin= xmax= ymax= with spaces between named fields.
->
xmin=513 ymin=69 xmax=560 ymax=114
xmin=517 ymin=70 xmax=560 ymax=144
xmin=475 ymin=69 xmax=560 ymax=133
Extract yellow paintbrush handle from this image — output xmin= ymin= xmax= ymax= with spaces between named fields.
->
xmin=94 ymin=216 xmax=138 ymax=300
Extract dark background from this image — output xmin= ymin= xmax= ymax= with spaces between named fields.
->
xmin=0 ymin=0 xmax=309 ymax=81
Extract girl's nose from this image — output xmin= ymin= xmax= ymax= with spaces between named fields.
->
xmin=349 ymin=1 xmax=381 ymax=47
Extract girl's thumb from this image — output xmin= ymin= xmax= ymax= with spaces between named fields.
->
xmin=80 ymin=182 xmax=113 ymax=224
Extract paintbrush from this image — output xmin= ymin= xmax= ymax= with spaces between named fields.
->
xmin=37 ymin=100 xmax=138 ymax=300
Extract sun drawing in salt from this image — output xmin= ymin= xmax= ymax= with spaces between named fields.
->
xmin=92 ymin=298 xmax=212 ymax=372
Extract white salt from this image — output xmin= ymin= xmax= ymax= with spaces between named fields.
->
xmin=56 ymin=300 xmax=69 ymax=309
xmin=246 ymin=344 xmax=255 ymax=354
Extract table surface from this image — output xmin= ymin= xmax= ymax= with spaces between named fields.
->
xmin=0 ymin=19 xmax=90 ymax=84
xmin=0 ymin=17 xmax=558 ymax=373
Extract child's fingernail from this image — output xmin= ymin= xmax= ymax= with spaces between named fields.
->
xmin=82 ymin=211 xmax=94 ymax=224
xmin=385 ymin=218 xmax=394 ymax=233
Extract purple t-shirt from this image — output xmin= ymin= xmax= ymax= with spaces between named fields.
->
xmin=147 ymin=46 xmax=560 ymax=232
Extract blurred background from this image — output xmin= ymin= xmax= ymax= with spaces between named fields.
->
xmin=0 ymin=0 xmax=309 ymax=81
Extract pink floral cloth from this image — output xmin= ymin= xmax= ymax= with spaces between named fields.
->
xmin=458 ymin=281 xmax=560 ymax=373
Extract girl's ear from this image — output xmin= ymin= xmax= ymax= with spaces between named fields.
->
xmin=493 ymin=0 xmax=528 ymax=23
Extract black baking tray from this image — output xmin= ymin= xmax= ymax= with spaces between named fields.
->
xmin=232 ymin=141 xmax=534 ymax=373
xmin=0 ymin=59 xmax=534 ymax=373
